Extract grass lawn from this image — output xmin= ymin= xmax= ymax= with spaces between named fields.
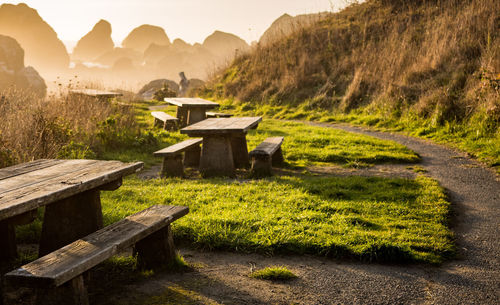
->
xmin=100 ymin=175 xmax=453 ymax=264
xmin=14 ymin=100 xmax=453 ymax=266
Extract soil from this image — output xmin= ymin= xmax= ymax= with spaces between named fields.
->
xmin=7 ymin=122 xmax=500 ymax=305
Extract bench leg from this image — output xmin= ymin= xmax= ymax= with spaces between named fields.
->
xmin=184 ymin=145 xmax=201 ymax=168
xmin=230 ymin=133 xmax=250 ymax=168
xmin=250 ymin=155 xmax=272 ymax=177
xmin=34 ymin=275 xmax=89 ymax=305
xmin=160 ymin=155 xmax=184 ymax=178
xmin=176 ymin=107 xmax=188 ymax=127
xmin=272 ymin=147 xmax=284 ymax=167
xmin=163 ymin=120 xmax=178 ymax=131
xmin=200 ymin=135 xmax=235 ymax=178
xmin=134 ymin=225 xmax=176 ymax=270
xmin=39 ymin=189 xmax=103 ymax=257
xmin=153 ymin=118 xmax=163 ymax=128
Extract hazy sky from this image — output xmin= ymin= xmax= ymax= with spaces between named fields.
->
xmin=4 ymin=0 xmax=345 ymax=49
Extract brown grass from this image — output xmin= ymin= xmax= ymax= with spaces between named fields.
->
xmin=0 ymin=87 xmax=136 ymax=168
xmin=206 ymin=0 xmax=499 ymax=123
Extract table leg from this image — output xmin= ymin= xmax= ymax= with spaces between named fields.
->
xmin=38 ymin=189 xmax=103 ymax=257
xmin=0 ymin=220 xmax=16 ymax=262
xmin=230 ymin=133 xmax=250 ymax=168
xmin=200 ymin=135 xmax=235 ymax=178
xmin=187 ymin=107 xmax=206 ymax=125
xmin=176 ymin=106 xmax=188 ymax=127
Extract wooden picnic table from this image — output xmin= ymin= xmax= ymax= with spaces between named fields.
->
xmin=0 ymin=159 xmax=143 ymax=262
xmin=69 ymin=89 xmax=123 ymax=100
xmin=164 ymin=98 xmax=219 ymax=127
xmin=181 ymin=117 xmax=262 ymax=177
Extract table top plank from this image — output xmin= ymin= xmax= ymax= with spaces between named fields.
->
xmin=180 ymin=117 xmax=262 ymax=136
xmin=0 ymin=159 xmax=65 ymax=181
xmin=70 ymin=89 xmax=122 ymax=98
xmin=164 ymin=98 xmax=219 ymax=108
xmin=0 ymin=160 xmax=143 ymax=221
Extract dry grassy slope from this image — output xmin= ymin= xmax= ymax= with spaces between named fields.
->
xmin=207 ymin=0 xmax=499 ymax=123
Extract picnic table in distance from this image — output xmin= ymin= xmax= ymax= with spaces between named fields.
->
xmin=181 ymin=117 xmax=262 ymax=177
xmin=69 ymin=89 xmax=123 ymax=100
xmin=164 ymin=97 xmax=219 ymax=127
xmin=0 ymin=159 xmax=143 ymax=262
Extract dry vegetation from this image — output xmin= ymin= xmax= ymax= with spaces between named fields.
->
xmin=0 ymin=87 xmax=137 ymax=167
xmin=207 ymin=0 xmax=499 ymax=125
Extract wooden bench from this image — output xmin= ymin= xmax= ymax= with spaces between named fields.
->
xmin=249 ymin=137 xmax=285 ymax=177
xmin=3 ymin=205 xmax=188 ymax=305
xmin=151 ymin=111 xmax=179 ymax=131
xmin=153 ymin=138 xmax=203 ymax=178
xmin=205 ymin=111 xmax=233 ymax=118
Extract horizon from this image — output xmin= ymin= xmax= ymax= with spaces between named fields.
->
xmin=2 ymin=0 xmax=343 ymax=51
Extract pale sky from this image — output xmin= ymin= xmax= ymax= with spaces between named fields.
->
xmin=4 ymin=0 xmax=345 ymax=50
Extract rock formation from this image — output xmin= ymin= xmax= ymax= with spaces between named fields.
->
xmin=95 ymin=48 xmax=142 ymax=67
xmin=72 ymin=20 xmax=114 ymax=62
xmin=0 ymin=35 xmax=46 ymax=97
xmin=0 ymin=3 xmax=69 ymax=74
xmin=202 ymin=31 xmax=249 ymax=61
xmin=122 ymin=25 xmax=171 ymax=52
xmin=137 ymin=79 xmax=179 ymax=100
xmin=259 ymin=13 xmax=329 ymax=45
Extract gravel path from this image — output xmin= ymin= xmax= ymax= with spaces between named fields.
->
xmin=105 ymin=122 xmax=500 ymax=304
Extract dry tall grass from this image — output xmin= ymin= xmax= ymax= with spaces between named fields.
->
xmin=0 ymin=87 xmax=136 ymax=168
xmin=208 ymin=0 xmax=499 ymax=123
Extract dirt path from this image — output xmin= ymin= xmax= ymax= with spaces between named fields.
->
xmin=105 ymin=122 xmax=499 ymax=305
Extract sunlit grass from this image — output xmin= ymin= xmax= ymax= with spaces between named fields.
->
xmin=250 ymin=266 xmax=297 ymax=281
xmin=100 ymin=175 xmax=454 ymax=264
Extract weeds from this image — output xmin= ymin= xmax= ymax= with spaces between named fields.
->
xmin=250 ymin=266 xmax=297 ymax=281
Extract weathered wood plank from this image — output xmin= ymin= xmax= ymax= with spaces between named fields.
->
xmin=4 ymin=205 xmax=189 ymax=288
xmin=181 ymin=117 xmax=262 ymax=136
xmin=69 ymin=89 xmax=122 ymax=98
xmin=0 ymin=159 xmax=65 ymax=181
xmin=153 ymin=138 xmax=202 ymax=157
xmin=0 ymin=160 xmax=143 ymax=221
xmin=151 ymin=111 xmax=178 ymax=122
xmin=206 ymin=112 xmax=233 ymax=118
xmin=164 ymin=98 xmax=219 ymax=108
xmin=249 ymin=137 xmax=284 ymax=156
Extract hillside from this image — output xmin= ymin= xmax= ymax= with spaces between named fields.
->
xmin=205 ymin=0 xmax=499 ymax=168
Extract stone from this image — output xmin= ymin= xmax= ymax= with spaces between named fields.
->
xmin=0 ymin=35 xmax=46 ymax=97
xmin=259 ymin=13 xmax=329 ymax=45
xmin=122 ymin=25 xmax=171 ymax=52
xmin=72 ymin=20 xmax=114 ymax=62
xmin=138 ymin=79 xmax=179 ymax=100
xmin=202 ymin=31 xmax=249 ymax=61
xmin=0 ymin=3 xmax=69 ymax=74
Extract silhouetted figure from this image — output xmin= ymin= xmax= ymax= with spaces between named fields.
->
xmin=179 ymin=71 xmax=189 ymax=97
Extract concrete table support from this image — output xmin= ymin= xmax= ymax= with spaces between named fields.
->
xmin=176 ymin=106 xmax=189 ymax=127
xmin=181 ymin=117 xmax=262 ymax=177
xmin=200 ymin=135 xmax=236 ymax=178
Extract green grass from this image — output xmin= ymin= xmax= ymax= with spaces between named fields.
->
xmin=250 ymin=266 xmax=297 ymax=280
xmin=220 ymin=99 xmax=500 ymax=174
xmin=245 ymin=120 xmax=420 ymax=168
xmin=100 ymin=174 xmax=454 ymax=264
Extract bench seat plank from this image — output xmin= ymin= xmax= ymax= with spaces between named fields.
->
xmin=5 ymin=205 xmax=188 ymax=288
xmin=153 ymin=138 xmax=202 ymax=157
xmin=249 ymin=137 xmax=284 ymax=156
xmin=151 ymin=111 xmax=178 ymax=122
xmin=205 ymin=112 xmax=233 ymax=118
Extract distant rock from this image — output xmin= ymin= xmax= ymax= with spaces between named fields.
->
xmin=202 ymin=31 xmax=249 ymax=61
xmin=0 ymin=3 xmax=69 ymax=74
xmin=72 ymin=20 xmax=114 ymax=62
xmin=259 ymin=13 xmax=329 ymax=45
xmin=122 ymin=25 xmax=170 ymax=52
xmin=172 ymin=39 xmax=192 ymax=52
xmin=0 ymin=35 xmax=46 ymax=97
xmin=95 ymin=48 xmax=142 ymax=67
xmin=137 ymin=79 xmax=179 ymax=100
